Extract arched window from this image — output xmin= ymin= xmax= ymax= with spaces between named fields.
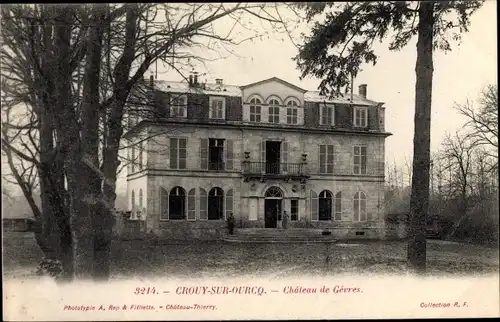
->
xmin=160 ymin=187 xmax=168 ymax=220
xmin=286 ymin=99 xmax=299 ymax=125
xmin=208 ymin=187 xmax=224 ymax=220
xmin=353 ymin=191 xmax=367 ymax=222
xmin=131 ymin=190 xmax=135 ymax=211
xmin=265 ymin=186 xmax=283 ymax=198
xmin=249 ymin=97 xmax=262 ymax=122
xmin=268 ymin=98 xmax=280 ymax=123
xmin=319 ymin=190 xmax=332 ymax=221
xmin=139 ymin=189 xmax=143 ymax=209
xmin=334 ymin=191 xmax=342 ymax=221
xmin=169 ymin=186 xmax=186 ymax=220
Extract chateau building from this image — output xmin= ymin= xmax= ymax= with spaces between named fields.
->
xmin=123 ymin=74 xmax=391 ymax=239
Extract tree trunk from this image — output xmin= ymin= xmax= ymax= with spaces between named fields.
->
xmin=407 ymin=2 xmax=434 ymax=273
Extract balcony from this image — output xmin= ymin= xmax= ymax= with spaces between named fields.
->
xmin=242 ymin=161 xmax=309 ymax=182
xmin=208 ymin=162 xmax=225 ymax=171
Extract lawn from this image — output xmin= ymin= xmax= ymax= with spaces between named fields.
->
xmin=2 ymin=232 xmax=499 ymax=280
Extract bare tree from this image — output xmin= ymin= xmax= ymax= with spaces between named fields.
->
xmin=455 ymin=84 xmax=498 ymax=169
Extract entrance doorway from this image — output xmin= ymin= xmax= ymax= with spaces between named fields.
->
xmin=265 ymin=141 xmax=281 ymax=174
xmin=264 ymin=186 xmax=283 ymax=228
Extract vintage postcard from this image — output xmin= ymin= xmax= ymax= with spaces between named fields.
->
xmin=2 ymin=1 xmax=499 ymax=321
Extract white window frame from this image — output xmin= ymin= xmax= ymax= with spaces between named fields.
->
xmin=319 ymin=144 xmax=334 ymax=174
xmin=170 ymin=94 xmax=187 ymax=118
xmin=353 ymin=106 xmax=368 ymax=127
xmin=286 ymin=100 xmax=299 ymax=125
xmin=249 ymin=98 xmax=262 ymax=122
xmin=353 ymin=145 xmax=367 ymax=175
xmin=170 ymin=137 xmax=187 ymax=170
xmin=320 ymin=103 xmax=335 ymax=125
xmin=353 ymin=191 xmax=367 ymax=222
xmin=209 ymin=96 xmax=226 ymax=120
xmin=268 ymin=98 xmax=280 ymax=124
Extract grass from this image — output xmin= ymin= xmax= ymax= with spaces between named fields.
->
xmin=2 ymin=232 xmax=499 ymax=280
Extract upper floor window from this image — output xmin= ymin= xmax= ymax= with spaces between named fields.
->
xmin=249 ymin=98 xmax=262 ymax=122
xmin=319 ymin=144 xmax=334 ymax=174
xmin=268 ymin=98 xmax=280 ymax=124
xmin=170 ymin=94 xmax=187 ymax=118
xmin=320 ymin=103 xmax=334 ymax=125
xmin=353 ymin=106 xmax=368 ymax=127
xmin=353 ymin=146 xmax=367 ymax=175
xmin=209 ymin=138 xmax=225 ymax=170
xmin=286 ymin=100 xmax=298 ymax=125
xmin=170 ymin=138 xmax=187 ymax=169
xmin=209 ymin=96 xmax=225 ymax=120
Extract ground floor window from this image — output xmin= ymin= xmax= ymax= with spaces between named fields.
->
xmin=319 ymin=190 xmax=332 ymax=221
xmin=169 ymin=186 xmax=186 ymax=220
xmin=290 ymin=199 xmax=298 ymax=221
xmin=208 ymin=187 xmax=224 ymax=220
xmin=160 ymin=187 xmax=168 ymax=220
xmin=353 ymin=191 xmax=367 ymax=221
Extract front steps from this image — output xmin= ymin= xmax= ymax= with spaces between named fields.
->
xmin=222 ymin=228 xmax=337 ymax=243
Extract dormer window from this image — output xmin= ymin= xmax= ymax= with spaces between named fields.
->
xmin=209 ymin=96 xmax=226 ymax=120
xmin=320 ymin=102 xmax=334 ymax=125
xmin=170 ymin=94 xmax=187 ymax=118
xmin=353 ymin=106 xmax=368 ymax=127
xmin=268 ymin=98 xmax=280 ymax=124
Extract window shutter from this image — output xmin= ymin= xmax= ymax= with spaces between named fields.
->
xmin=200 ymin=138 xmax=208 ymax=170
xmin=225 ymin=139 xmax=233 ymax=170
xmin=361 ymin=146 xmax=367 ymax=174
xmin=327 ymin=145 xmax=334 ymax=174
xmin=225 ymin=189 xmax=233 ymax=220
xmin=160 ymin=188 xmax=168 ymax=220
xmin=281 ymin=141 xmax=288 ymax=172
xmin=361 ymin=197 xmax=367 ymax=221
xmin=199 ymin=188 xmax=208 ymax=220
xmin=310 ymin=190 xmax=318 ymax=221
xmin=170 ymin=138 xmax=177 ymax=169
xmin=334 ymin=192 xmax=342 ymax=221
xmin=260 ymin=140 xmax=266 ymax=173
xmin=187 ymin=189 xmax=196 ymax=221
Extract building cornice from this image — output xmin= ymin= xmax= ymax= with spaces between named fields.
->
xmin=124 ymin=119 xmax=393 ymax=139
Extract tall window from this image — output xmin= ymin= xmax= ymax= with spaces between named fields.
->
xmin=209 ymin=138 xmax=225 ymax=170
xmin=319 ymin=190 xmax=332 ymax=221
xmin=334 ymin=192 xmax=342 ymax=221
xmin=208 ymin=187 xmax=224 ymax=220
xmin=353 ymin=191 xmax=367 ymax=222
xmin=131 ymin=190 xmax=135 ymax=211
xmin=353 ymin=146 xmax=367 ymax=175
xmin=138 ymin=142 xmax=143 ymax=171
xmin=353 ymin=106 xmax=368 ymax=127
xmin=290 ymin=198 xmax=299 ymax=221
xmin=209 ymin=96 xmax=225 ymax=119
xmin=320 ymin=103 xmax=334 ymax=125
xmin=170 ymin=94 xmax=187 ymax=118
xmin=249 ymin=98 xmax=262 ymax=122
xmin=139 ymin=189 xmax=143 ymax=209
xmin=286 ymin=100 xmax=298 ymax=124
xmin=170 ymin=138 xmax=187 ymax=169
xmin=319 ymin=145 xmax=334 ymax=174
xmin=268 ymin=98 xmax=280 ymax=123
xmin=169 ymin=186 xmax=186 ymax=220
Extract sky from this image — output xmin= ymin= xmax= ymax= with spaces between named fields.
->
xmin=2 ymin=1 xmax=498 ymax=198
xmin=155 ymin=0 xmax=497 ymax=168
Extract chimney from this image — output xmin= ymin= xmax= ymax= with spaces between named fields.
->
xmin=358 ymin=84 xmax=367 ymax=98
xmin=149 ymin=74 xmax=154 ymax=87
xmin=215 ymin=78 xmax=223 ymax=85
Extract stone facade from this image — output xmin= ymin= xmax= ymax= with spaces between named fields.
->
xmin=123 ymin=77 xmax=391 ymax=240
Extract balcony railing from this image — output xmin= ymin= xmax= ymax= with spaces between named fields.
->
xmin=242 ymin=162 xmax=306 ymax=176
xmin=208 ymin=162 xmax=225 ymax=171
